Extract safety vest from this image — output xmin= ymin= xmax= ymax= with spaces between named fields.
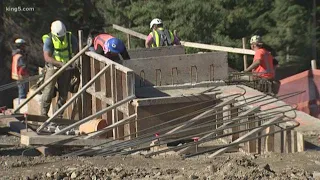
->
xmin=253 ymin=49 xmax=275 ymax=79
xmin=42 ymin=32 xmax=73 ymax=63
xmin=93 ymin=34 xmax=114 ymax=52
xmin=149 ymin=28 xmax=174 ymax=47
xmin=11 ymin=54 xmax=23 ymax=80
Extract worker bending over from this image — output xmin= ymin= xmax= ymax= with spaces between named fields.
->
xmin=11 ymin=38 xmax=29 ymax=101
xmin=244 ymin=35 xmax=277 ymax=94
xmin=41 ymin=20 xmax=78 ymax=118
xmin=145 ymin=18 xmax=181 ymax=48
xmin=90 ymin=31 xmax=130 ymax=63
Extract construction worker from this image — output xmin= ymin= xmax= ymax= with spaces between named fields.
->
xmin=90 ymin=31 xmax=130 ymax=63
xmin=41 ymin=20 xmax=78 ymax=117
xmin=145 ymin=18 xmax=181 ymax=48
xmin=11 ymin=38 xmax=29 ymax=101
xmin=244 ymin=35 xmax=276 ymax=94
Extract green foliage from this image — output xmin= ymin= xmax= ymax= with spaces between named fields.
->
xmin=2 ymin=0 xmax=319 ymax=71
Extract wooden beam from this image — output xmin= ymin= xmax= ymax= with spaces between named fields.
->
xmin=21 ymin=133 xmax=118 ymax=146
xmin=113 ymin=24 xmax=147 ymax=40
xmin=112 ymin=24 xmax=255 ymax=55
xmin=15 ymin=114 xmax=77 ymax=125
xmin=85 ymin=51 xmax=133 ymax=73
xmin=180 ymin=41 xmax=255 ymax=55
xmin=86 ymin=87 xmax=128 ymax=113
xmin=209 ymin=116 xmax=283 ymax=158
xmin=247 ymin=114 xmax=257 ymax=153
xmin=265 ymin=126 xmax=275 ymax=152
xmin=81 ymin=54 xmax=92 ymax=117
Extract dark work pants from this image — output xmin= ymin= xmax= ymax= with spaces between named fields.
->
xmin=40 ymin=67 xmax=71 ymax=117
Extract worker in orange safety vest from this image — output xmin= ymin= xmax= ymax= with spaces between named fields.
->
xmin=11 ymin=38 xmax=29 ymax=100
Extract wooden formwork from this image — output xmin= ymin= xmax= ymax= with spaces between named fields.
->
xmin=81 ymin=52 xmax=136 ymax=140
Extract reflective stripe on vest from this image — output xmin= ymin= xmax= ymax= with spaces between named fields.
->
xmin=149 ymin=28 xmax=174 ymax=47
xmin=11 ymin=54 xmax=23 ymax=80
xmin=42 ymin=32 xmax=72 ymax=63
xmin=93 ymin=34 xmax=114 ymax=52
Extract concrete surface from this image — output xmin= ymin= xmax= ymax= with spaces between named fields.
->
xmin=128 ymin=45 xmax=185 ymax=59
xmin=123 ymin=52 xmax=228 ymax=87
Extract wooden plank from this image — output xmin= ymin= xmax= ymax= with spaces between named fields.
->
xmin=91 ymin=57 xmax=97 ymax=114
xmin=265 ymin=126 xmax=275 ymax=152
xmin=257 ymin=118 xmax=262 ymax=154
xmin=231 ymin=104 xmax=239 ymax=141
xmin=77 ymin=30 xmax=83 ymax=120
xmin=286 ymin=127 xmax=292 ymax=153
xmin=85 ymin=51 xmax=133 ymax=73
xmin=94 ymin=59 xmax=102 ymax=118
xmin=113 ymin=24 xmax=147 ymax=40
xmin=112 ymin=24 xmax=255 ymax=55
xmin=293 ymin=130 xmax=298 ymax=152
xmin=209 ymin=116 xmax=282 ymax=158
xmin=280 ymin=128 xmax=285 ymax=153
xmin=15 ymin=114 xmax=77 ymax=125
xmin=81 ymin=54 xmax=92 ymax=117
xmin=21 ymin=133 xmax=117 ymax=146
xmin=247 ymin=114 xmax=257 ymax=153
xmin=297 ymin=132 xmax=304 ymax=152
xmin=86 ymin=87 xmax=128 ymax=113
xmin=127 ymin=33 xmax=131 ymax=49
xmin=110 ymin=64 xmax=117 ymax=139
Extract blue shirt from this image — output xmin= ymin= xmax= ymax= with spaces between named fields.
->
xmin=43 ymin=34 xmax=78 ymax=53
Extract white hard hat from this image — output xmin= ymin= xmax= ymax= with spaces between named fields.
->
xmin=14 ymin=38 xmax=26 ymax=44
xmin=250 ymin=35 xmax=262 ymax=44
xmin=51 ymin=20 xmax=66 ymax=37
xmin=150 ymin=18 xmax=163 ymax=29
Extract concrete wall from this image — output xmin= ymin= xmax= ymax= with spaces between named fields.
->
xmin=123 ymin=52 xmax=228 ymax=87
xmin=128 ymin=46 xmax=185 ymax=59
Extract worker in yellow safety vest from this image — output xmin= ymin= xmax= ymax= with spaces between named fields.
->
xmin=11 ymin=38 xmax=29 ymax=100
xmin=145 ymin=18 xmax=181 ymax=48
xmin=41 ymin=20 xmax=78 ymax=117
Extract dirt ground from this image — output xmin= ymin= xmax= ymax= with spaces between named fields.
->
xmin=0 ymin=134 xmax=320 ymax=180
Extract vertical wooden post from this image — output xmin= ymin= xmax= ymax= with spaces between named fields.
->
xmin=257 ymin=119 xmax=262 ymax=154
xmin=247 ymin=114 xmax=256 ymax=153
xmin=231 ymin=104 xmax=239 ymax=141
xmin=127 ymin=72 xmax=136 ymax=139
xmin=286 ymin=127 xmax=292 ymax=153
xmin=265 ymin=126 xmax=275 ymax=152
xmin=79 ymin=30 xmax=92 ymax=117
xmin=297 ymin=132 xmax=304 ymax=152
xmin=242 ymin=37 xmax=248 ymax=70
xmin=110 ymin=64 xmax=117 ymax=139
xmin=116 ymin=70 xmax=124 ymax=139
xmin=311 ymin=60 xmax=317 ymax=69
xmin=127 ymin=34 xmax=131 ymax=49
xmin=216 ymin=107 xmax=223 ymax=135
xmin=280 ymin=128 xmax=285 ymax=153
xmin=293 ymin=131 xmax=298 ymax=152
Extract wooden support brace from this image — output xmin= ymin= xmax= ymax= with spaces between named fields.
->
xmin=247 ymin=114 xmax=257 ymax=153
xmin=209 ymin=116 xmax=282 ymax=158
xmin=265 ymin=125 xmax=275 ymax=152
